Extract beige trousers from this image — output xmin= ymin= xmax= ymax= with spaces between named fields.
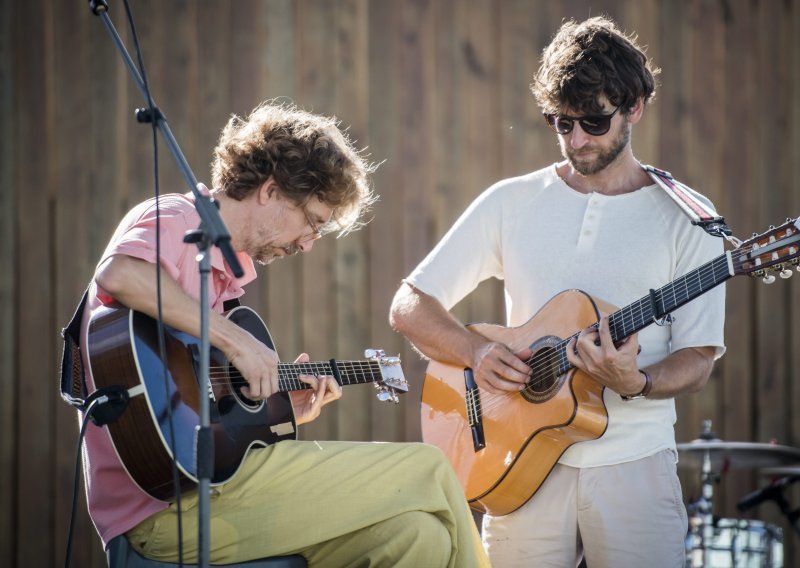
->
xmin=482 ymin=449 xmax=687 ymax=568
xmin=127 ymin=440 xmax=489 ymax=567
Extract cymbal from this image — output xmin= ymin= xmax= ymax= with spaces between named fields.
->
xmin=759 ymin=465 xmax=800 ymax=477
xmin=676 ymin=440 xmax=800 ymax=470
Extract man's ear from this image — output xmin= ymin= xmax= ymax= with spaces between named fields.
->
xmin=627 ymin=97 xmax=645 ymax=125
xmin=258 ymin=177 xmax=278 ymax=205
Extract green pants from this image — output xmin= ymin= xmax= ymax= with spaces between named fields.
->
xmin=127 ymin=441 xmax=489 ymax=567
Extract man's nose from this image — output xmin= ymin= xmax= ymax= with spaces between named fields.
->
xmin=568 ymin=124 xmax=591 ymax=148
xmin=297 ymin=239 xmax=315 ymax=253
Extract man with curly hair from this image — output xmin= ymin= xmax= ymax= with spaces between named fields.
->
xmin=79 ymin=101 xmax=490 ymax=567
xmin=391 ymin=17 xmax=725 ymax=567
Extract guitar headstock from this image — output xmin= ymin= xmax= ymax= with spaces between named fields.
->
xmin=365 ymin=349 xmax=408 ymax=403
xmin=732 ymin=218 xmax=800 ymax=283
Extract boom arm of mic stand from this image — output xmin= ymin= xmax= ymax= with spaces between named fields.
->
xmin=89 ymin=1 xmax=243 ymax=278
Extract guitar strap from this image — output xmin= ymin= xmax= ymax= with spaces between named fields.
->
xmin=642 ymin=164 xmax=732 ymax=239
xmin=59 ymin=286 xmax=90 ymax=409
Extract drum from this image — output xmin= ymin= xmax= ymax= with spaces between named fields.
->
xmin=685 ymin=517 xmax=783 ymax=567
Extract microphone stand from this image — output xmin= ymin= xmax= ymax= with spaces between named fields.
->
xmin=89 ymin=2 xmax=243 ymax=566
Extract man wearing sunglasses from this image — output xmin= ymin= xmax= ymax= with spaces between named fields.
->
xmin=390 ymin=16 xmax=725 ymax=567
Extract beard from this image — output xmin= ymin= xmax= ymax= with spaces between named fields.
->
xmin=251 ymin=243 xmax=301 ymax=266
xmin=239 ymin=221 xmax=301 ymax=266
xmin=562 ymin=122 xmax=631 ymax=176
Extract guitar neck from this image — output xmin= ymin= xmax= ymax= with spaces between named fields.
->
xmin=553 ymin=252 xmax=732 ymax=376
xmin=277 ymin=360 xmax=384 ymax=392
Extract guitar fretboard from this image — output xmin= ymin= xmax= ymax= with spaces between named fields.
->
xmin=544 ymin=252 xmax=732 ymax=378
xmin=277 ymin=360 xmax=384 ymax=391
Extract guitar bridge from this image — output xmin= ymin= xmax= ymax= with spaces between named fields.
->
xmin=464 ymin=368 xmax=485 ymax=452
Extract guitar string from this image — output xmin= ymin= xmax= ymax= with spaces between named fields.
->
xmin=199 ymin=361 xmax=386 ymax=391
xmin=474 ymin=253 xmax=737 ymax=415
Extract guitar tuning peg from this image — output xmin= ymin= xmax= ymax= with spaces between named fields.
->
xmin=779 ymin=268 xmax=793 ymax=279
xmin=762 ymin=273 xmax=776 ymax=284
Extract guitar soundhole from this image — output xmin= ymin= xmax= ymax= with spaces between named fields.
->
xmin=521 ymin=343 xmax=566 ymax=403
xmin=228 ymin=366 xmax=262 ymax=410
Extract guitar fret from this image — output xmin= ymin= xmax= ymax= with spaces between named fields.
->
xmin=276 ymin=361 xmax=382 ymax=391
xmin=541 ymin=254 xmax=732 ymax=385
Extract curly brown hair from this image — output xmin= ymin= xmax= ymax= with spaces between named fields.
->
xmin=531 ymin=16 xmax=660 ymax=116
xmin=211 ymin=101 xmax=377 ymax=234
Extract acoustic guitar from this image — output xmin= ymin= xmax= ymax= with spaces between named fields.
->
xmin=421 ymin=218 xmax=800 ymax=516
xmin=87 ymin=304 xmax=408 ymax=500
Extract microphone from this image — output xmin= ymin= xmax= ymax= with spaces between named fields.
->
xmin=737 ymin=475 xmax=800 ymax=513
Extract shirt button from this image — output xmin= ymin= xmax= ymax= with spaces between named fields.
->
xmin=218 ymin=273 xmax=227 ymax=280
xmin=584 ymin=230 xmax=592 ymax=236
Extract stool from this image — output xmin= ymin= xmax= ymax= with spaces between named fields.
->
xmin=107 ymin=535 xmax=307 ymax=568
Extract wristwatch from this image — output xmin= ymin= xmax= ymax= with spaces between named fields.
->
xmin=620 ymin=370 xmax=652 ymax=401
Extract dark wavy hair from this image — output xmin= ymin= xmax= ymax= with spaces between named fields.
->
xmin=211 ymin=101 xmax=377 ymax=234
xmin=531 ymin=17 xmax=660 ymax=115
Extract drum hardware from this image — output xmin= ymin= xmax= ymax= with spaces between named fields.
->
xmin=678 ymin=420 xmax=796 ymax=567
xmin=753 ymin=469 xmax=800 ymax=539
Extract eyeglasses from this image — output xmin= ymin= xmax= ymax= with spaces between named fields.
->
xmin=543 ymin=105 xmax=621 ymax=136
xmin=299 ymin=204 xmax=324 ymax=243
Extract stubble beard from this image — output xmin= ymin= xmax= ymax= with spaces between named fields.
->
xmin=563 ymin=122 xmax=631 ymax=176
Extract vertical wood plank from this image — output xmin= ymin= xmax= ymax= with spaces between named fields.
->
xmin=261 ymin=0 xmax=302 ymax=365
xmin=52 ymin=4 xmax=97 ymax=565
xmin=623 ymin=0 xmax=660 ymax=166
xmin=0 ymin=0 xmax=15 ymax=564
xmin=461 ymin=0 xmax=504 ymax=329
xmin=707 ymin=0 xmax=759 ymax=526
xmin=196 ymin=1 xmax=232 ymax=185
xmin=752 ymin=0 xmax=795 ymax=552
xmin=789 ymin=3 xmax=800 ymax=564
xmin=332 ymin=0 xmax=374 ymax=441
xmin=396 ymin=0 xmax=437 ymax=441
xmin=367 ymin=0 xmax=405 ymax=442
xmin=683 ymin=0 xmax=727 ymax=445
xmin=498 ymin=0 xmax=552 ymax=179
xmin=14 ymin=0 xmax=55 ymax=565
xmin=755 ymin=0 xmax=792 ymax=444
xmin=296 ymin=0 xmax=340 ymax=441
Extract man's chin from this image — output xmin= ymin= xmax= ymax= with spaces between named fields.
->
xmin=254 ymin=252 xmax=280 ymax=266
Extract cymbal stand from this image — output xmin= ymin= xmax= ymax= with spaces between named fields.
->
xmin=692 ymin=420 xmax=719 ymax=566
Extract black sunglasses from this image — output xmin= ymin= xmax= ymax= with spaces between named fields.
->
xmin=543 ymin=105 xmax=621 ymax=136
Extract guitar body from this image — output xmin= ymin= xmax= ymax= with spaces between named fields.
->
xmin=87 ymin=304 xmax=296 ymax=500
xmin=421 ymin=290 xmax=613 ymax=516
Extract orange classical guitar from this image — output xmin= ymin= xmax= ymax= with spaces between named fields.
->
xmin=421 ymin=218 xmax=800 ymax=516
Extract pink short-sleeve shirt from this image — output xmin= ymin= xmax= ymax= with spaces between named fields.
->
xmin=79 ymin=193 xmax=256 ymax=547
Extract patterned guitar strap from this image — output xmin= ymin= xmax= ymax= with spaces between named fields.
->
xmin=642 ymin=164 xmax=736 ymax=242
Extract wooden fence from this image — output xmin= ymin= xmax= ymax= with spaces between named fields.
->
xmin=1 ymin=0 xmax=798 ymax=566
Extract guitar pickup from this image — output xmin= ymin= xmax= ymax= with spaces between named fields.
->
xmin=464 ymin=368 xmax=485 ymax=452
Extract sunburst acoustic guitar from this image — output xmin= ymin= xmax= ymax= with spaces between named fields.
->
xmin=87 ymin=304 xmax=408 ymax=500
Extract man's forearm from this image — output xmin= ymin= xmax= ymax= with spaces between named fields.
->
xmin=95 ymin=254 xmax=248 ymax=356
xmin=643 ymin=346 xmax=717 ymax=399
xmin=389 ymin=283 xmax=477 ymax=366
